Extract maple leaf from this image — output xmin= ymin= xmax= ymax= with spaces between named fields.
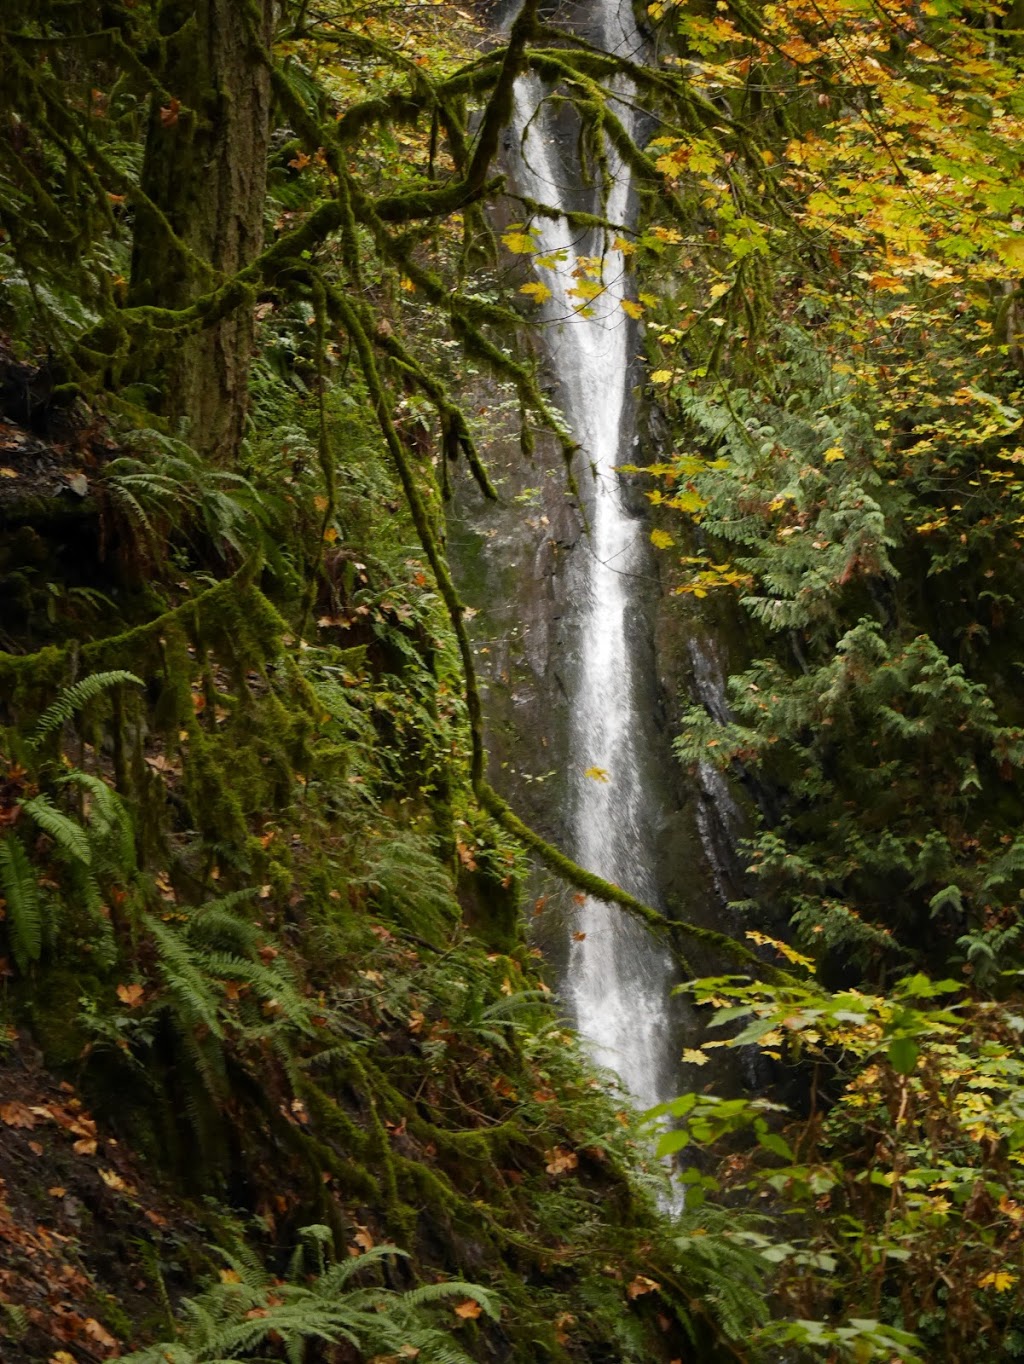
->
xmin=519 ymin=280 xmax=552 ymax=304
xmin=116 ymin=982 xmax=145 ymax=1007
xmin=99 ymin=1168 xmax=131 ymax=1191
xmin=0 ymin=1100 xmax=36 ymax=1128
xmin=626 ymin=1274 xmax=660 ymax=1300
xmin=979 ymin=1270 xmax=1017 ymax=1292
xmin=456 ymin=841 xmax=478 ymax=870
xmin=544 ymin=1146 xmax=579 ymax=1175
xmin=501 ymin=230 xmax=537 ymax=254
xmin=650 ymin=528 xmax=674 ymax=549
xmin=453 ymin=1298 xmax=482 ymax=1319
xmin=83 ymin=1318 xmax=119 ymax=1349
xmin=584 ymin=766 xmax=609 ymax=783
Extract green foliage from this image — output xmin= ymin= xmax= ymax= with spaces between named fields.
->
xmin=0 ymin=834 xmax=41 ymax=971
xmin=31 ymin=671 xmax=143 ymax=746
xmin=666 ymin=963 xmax=1024 ymax=1360
xmin=119 ymin=1226 xmax=496 ymax=1364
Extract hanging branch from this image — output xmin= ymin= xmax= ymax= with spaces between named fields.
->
xmin=328 ymin=282 xmax=795 ymax=988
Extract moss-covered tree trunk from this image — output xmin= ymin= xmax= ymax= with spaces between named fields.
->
xmin=129 ymin=0 xmax=274 ymax=464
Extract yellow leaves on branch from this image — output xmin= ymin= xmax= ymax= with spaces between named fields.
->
xmin=501 ymin=229 xmax=538 ymax=255
xmin=519 ymin=280 xmax=551 ymax=305
xmin=650 ymin=528 xmax=675 ymax=550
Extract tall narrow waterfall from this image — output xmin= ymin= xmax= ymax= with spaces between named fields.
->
xmin=509 ymin=2 xmax=678 ymax=1114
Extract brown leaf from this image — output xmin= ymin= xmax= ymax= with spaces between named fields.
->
xmin=0 ymin=1100 xmax=36 ymax=1128
xmin=626 ymin=1275 xmax=660 ymax=1301
xmin=99 ymin=1168 xmax=132 ymax=1192
xmin=82 ymin=1317 xmax=119 ymax=1349
xmin=544 ymin=1147 xmax=579 ymax=1176
xmin=159 ymin=97 xmax=181 ymax=127
xmin=455 ymin=841 xmax=478 ymax=871
xmin=116 ymin=982 xmax=145 ymax=1007
xmin=453 ymin=1299 xmax=482 ymax=1320
xmin=73 ymin=1138 xmax=98 ymax=1156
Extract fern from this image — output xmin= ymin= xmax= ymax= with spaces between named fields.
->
xmin=0 ymin=836 xmax=42 ymax=970
xmin=20 ymin=793 xmax=92 ymax=864
xmin=118 ymin=1224 xmax=495 ymax=1364
xmin=57 ymin=771 xmax=135 ymax=867
xmin=31 ymin=670 xmax=143 ymax=745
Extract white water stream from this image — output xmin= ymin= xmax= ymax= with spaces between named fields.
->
xmin=509 ymin=2 xmax=678 ymax=1115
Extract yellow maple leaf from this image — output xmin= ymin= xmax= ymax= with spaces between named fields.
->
xmin=501 ymin=230 xmax=537 ymax=255
xmin=519 ymin=280 xmax=552 ymax=304
xmin=584 ymin=766 xmax=609 ymax=783
xmin=649 ymin=369 xmax=674 ymax=384
xmin=650 ymin=528 xmax=675 ymax=549
xmin=620 ymin=298 xmax=644 ymax=319
xmin=979 ymin=1270 xmax=1017 ymax=1292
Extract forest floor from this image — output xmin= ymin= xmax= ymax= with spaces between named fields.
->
xmin=0 ymin=1031 xmax=193 ymax=1363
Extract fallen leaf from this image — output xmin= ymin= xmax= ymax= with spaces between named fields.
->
xmin=49 ymin=1186 xmax=67 ymax=1197
xmin=83 ymin=1318 xmax=119 ymax=1348
xmin=584 ymin=766 xmax=609 ymax=783
xmin=0 ymin=1100 xmax=36 ymax=1128
xmin=453 ymin=1299 xmax=482 ymax=1320
xmin=544 ymin=1147 xmax=579 ymax=1176
xmin=626 ymin=1274 xmax=661 ymax=1300
xmin=99 ymin=1168 xmax=131 ymax=1192
xmin=116 ymin=982 xmax=145 ymax=1007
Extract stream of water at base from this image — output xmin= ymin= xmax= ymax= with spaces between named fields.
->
xmin=509 ymin=1 xmax=680 ymax=1118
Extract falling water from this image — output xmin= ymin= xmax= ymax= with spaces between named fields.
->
xmin=509 ymin=1 xmax=678 ymax=1115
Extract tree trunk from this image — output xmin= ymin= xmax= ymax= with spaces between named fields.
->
xmin=130 ymin=0 xmax=274 ymax=464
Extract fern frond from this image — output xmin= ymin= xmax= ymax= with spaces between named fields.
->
xmin=20 ymin=794 xmax=91 ymax=864
xmin=0 ymin=836 xmax=42 ymax=970
xmin=32 ymin=670 xmax=143 ymax=744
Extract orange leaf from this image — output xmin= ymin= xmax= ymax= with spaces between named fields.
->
xmin=454 ymin=1298 xmax=482 ymax=1319
xmin=0 ymin=1100 xmax=36 ymax=1128
xmin=544 ymin=1146 xmax=579 ymax=1176
xmin=626 ymin=1275 xmax=661 ymax=1301
xmin=116 ymin=982 xmax=145 ymax=1007
xmin=83 ymin=1318 xmax=119 ymax=1349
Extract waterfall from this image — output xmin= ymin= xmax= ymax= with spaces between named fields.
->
xmin=509 ymin=2 xmax=678 ymax=1115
